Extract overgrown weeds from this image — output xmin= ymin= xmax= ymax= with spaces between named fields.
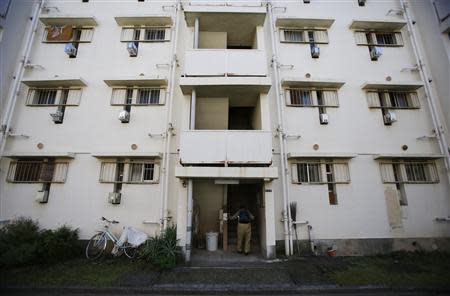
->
xmin=139 ymin=225 xmax=181 ymax=269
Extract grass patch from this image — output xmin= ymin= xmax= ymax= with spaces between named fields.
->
xmin=330 ymin=252 xmax=450 ymax=287
xmin=0 ymin=257 xmax=155 ymax=287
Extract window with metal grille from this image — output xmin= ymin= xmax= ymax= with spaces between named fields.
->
xmin=27 ymin=88 xmax=82 ymax=106
xmin=376 ymin=33 xmax=396 ymax=45
xmin=144 ymin=29 xmax=165 ymax=41
xmin=284 ymin=30 xmax=304 ymax=42
xmin=380 ymin=161 xmax=439 ymax=184
xmin=7 ymin=160 xmax=68 ymax=183
xmin=138 ymin=89 xmax=160 ymax=104
xmin=34 ymin=89 xmax=57 ymax=105
xmin=297 ymin=163 xmax=321 ymax=183
xmin=100 ymin=161 xmax=158 ymax=184
xmin=389 ymin=92 xmax=410 ymax=108
xmin=290 ymin=89 xmax=312 ymax=106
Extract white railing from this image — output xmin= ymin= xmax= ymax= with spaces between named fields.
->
xmin=184 ymin=49 xmax=267 ymax=77
xmin=180 ymin=130 xmax=272 ymax=164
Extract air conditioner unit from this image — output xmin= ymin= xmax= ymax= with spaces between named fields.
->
xmin=127 ymin=42 xmax=138 ymax=57
xmin=64 ymin=43 xmax=77 ymax=57
xmin=35 ymin=190 xmax=49 ymax=203
xmin=358 ymin=0 xmax=366 ymax=6
xmin=383 ymin=111 xmax=397 ymax=125
xmin=118 ymin=110 xmax=130 ymax=123
xmin=303 ymin=0 xmax=310 ymax=3
xmin=370 ymin=46 xmax=382 ymax=60
xmin=108 ymin=192 xmax=121 ymax=205
xmin=320 ymin=113 xmax=329 ymax=124
xmin=311 ymin=46 xmax=320 ymax=58
xmin=50 ymin=110 xmax=64 ymax=123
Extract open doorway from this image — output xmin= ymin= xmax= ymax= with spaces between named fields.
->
xmin=226 ymin=182 xmax=264 ymax=254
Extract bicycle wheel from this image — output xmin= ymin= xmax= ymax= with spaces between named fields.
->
xmin=86 ymin=232 xmax=107 ymax=259
xmin=123 ymin=243 xmax=138 ymax=259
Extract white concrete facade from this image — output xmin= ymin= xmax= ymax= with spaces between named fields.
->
xmin=1 ymin=0 xmax=449 ymax=259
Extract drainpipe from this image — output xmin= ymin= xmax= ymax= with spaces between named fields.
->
xmin=160 ymin=0 xmax=181 ymax=231
xmin=400 ymin=0 xmax=450 ymax=192
xmin=0 ymin=0 xmax=44 ymax=220
xmin=185 ymin=89 xmax=196 ymax=262
xmin=267 ymin=0 xmax=293 ymax=256
xmin=185 ymin=179 xmax=193 ymax=262
xmin=0 ymin=0 xmax=44 ymax=159
xmin=194 ymin=17 xmax=199 ymax=49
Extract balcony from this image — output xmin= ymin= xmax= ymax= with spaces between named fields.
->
xmin=184 ymin=49 xmax=267 ymax=77
xmin=180 ymin=130 xmax=272 ymax=165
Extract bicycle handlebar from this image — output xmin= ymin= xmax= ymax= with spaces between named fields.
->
xmin=101 ymin=216 xmax=119 ymax=224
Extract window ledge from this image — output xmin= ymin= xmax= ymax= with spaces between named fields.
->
xmin=361 ymin=81 xmax=423 ymax=91
xmin=115 ymin=16 xmax=173 ymax=26
xmin=276 ymin=17 xmax=335 ymax=29
xmin=39 ymin=15 xmax=98 ymax=26
xmin=22 ymin=78 xmax=87 ymax=87
xmin=3 ymin=152 xmax=75 ymax=159
xmin=287 ymin=153 xmax=357 ymax=159
xmin=374 ymin=154 xmax=445 ymax=160
xmin=92 ymin=152 xmax=162 ymax=159
xmin=104 ymin=77 xmax=168 ymax=87
xmin=282 ymin=77 xmax=345 ymax=89
xmin=349 ymin=19 xmax=406 ymax=30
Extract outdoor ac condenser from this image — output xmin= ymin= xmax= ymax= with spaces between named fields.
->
xmin=35 ymin=190 xmax=49 ymax=203
xmin=108 ymin=192 xmax=121 ymax=205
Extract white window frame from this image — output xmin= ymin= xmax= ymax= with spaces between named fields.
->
xmin=7 ymin=160 xmax=69 ymax=183
xmin=26 ymin=87 xmax=82 ymax=106
xmin=291 ymin=160 xmax=350 ymax=184
xmin=366 ymin=90 xmax=420 ymax=109
xmin=120 ymin=26 xmax=171 ymax=42
xmin=110 ymin=87 xmax=166 ymax=106
xmin=99 ymin=159 xmax=160 ymax=184
xmin=43 ymin=26 xmax=94 ymax=43
xmin=285 ymin=88 xmax=339 ymax=107
xmin=354 ymin=30 xmax=403 ymax=47
xmin=280 ymin=28 xmax=329 ymax=44
xmin=379 ymin=161 xmax=439 ymax=184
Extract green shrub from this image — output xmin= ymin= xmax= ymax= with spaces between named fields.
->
xmin=139 ymin=225 xmax=181 ymax=269
xmin=36 ymin=225 xmax=81 ymax=263
xmin=0 ymin=218 xmax=40 ymax=266
xmin=0 ymin=218 xmax=81 ymax=267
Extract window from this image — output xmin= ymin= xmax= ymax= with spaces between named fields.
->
xmin=380 ymin=162 xmax=439 ymax=185
xmin=284 ymin=30 xmax=304 ymax=42
xmin=138 ymin=89 xmax=160 ymax=104
xmin=290 ymin=89 xmax=312 ymax=106
xmin=111 ymin=87 xmax=165 ymax=106
xmin=286 ymin=89 xmax=339 ymax=107
xmin=128 ymin=163 xmax=154 ymax=183
xmin=297 ymin=163 xmax=321 ymax=183
xmin=354 ymin=31 xmax=403 ymax=47
xmin=35 ymin=89 xmax=57 ymax=105
xmin=144 ymin=28 xmax=165 ymax=41
xmin=27 ymin=88 xmax=82 ymax=106
xmin=281 ymin=29 xmax=328 ymax=44
xmin=44 ymin=26 xmax=94 ymax=43
xmin=7 ymin=160 xmax=68 ymax=183
xmin=120 ymin=27 xmax=170 ymax=42
xmin=376 ymin=33 xmax=396 ymax=45
xmin=99 ymin=160 xmax=159 ymax=184
xmin=366 ymin=91 xmax=420 ymax=109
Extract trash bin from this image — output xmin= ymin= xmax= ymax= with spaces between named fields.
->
xmin=205 ymin=232 xmax=218 ymax=251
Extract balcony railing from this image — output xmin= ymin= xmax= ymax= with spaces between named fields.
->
xmin=184 ymin=49 xmax=267 ymax=77
xmin=180 ymin=130 xmax=272 ymax=165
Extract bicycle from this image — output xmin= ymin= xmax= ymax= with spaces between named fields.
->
xmin=85 ymin=217 xmax=139 ymax=259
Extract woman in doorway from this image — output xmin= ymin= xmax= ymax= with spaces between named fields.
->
xmin=231 ymin=205 xmax=255 ymax=255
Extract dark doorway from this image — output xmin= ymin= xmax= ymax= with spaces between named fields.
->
xmin=228 ymin=107 xmax=253 ymax=130
xmin=227 ymin=183 xmax=262 ymax=253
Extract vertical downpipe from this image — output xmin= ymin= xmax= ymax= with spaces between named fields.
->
xmin=400 ymin=0 xmax=450 ymax=194
xmin=160 ymin=0 xmax=181 ymax=231
xmin=267 ymin=1 xmax=292 ymax=256
xmin=185 ymin=179 xmax=193 ymax=262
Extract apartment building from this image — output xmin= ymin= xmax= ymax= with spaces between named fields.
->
xmin=0 ymin=0 xmax=449 ymax=260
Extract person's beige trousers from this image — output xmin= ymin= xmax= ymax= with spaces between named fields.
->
xmin=237 ymin=223 xmax=251 ymax=253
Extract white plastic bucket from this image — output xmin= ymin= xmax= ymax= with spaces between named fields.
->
xmin=205 ymin=232 xmax=218 ymax=251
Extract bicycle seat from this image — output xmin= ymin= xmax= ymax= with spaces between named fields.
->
xmin=101 ymin=217 xmax=119 ymax=224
